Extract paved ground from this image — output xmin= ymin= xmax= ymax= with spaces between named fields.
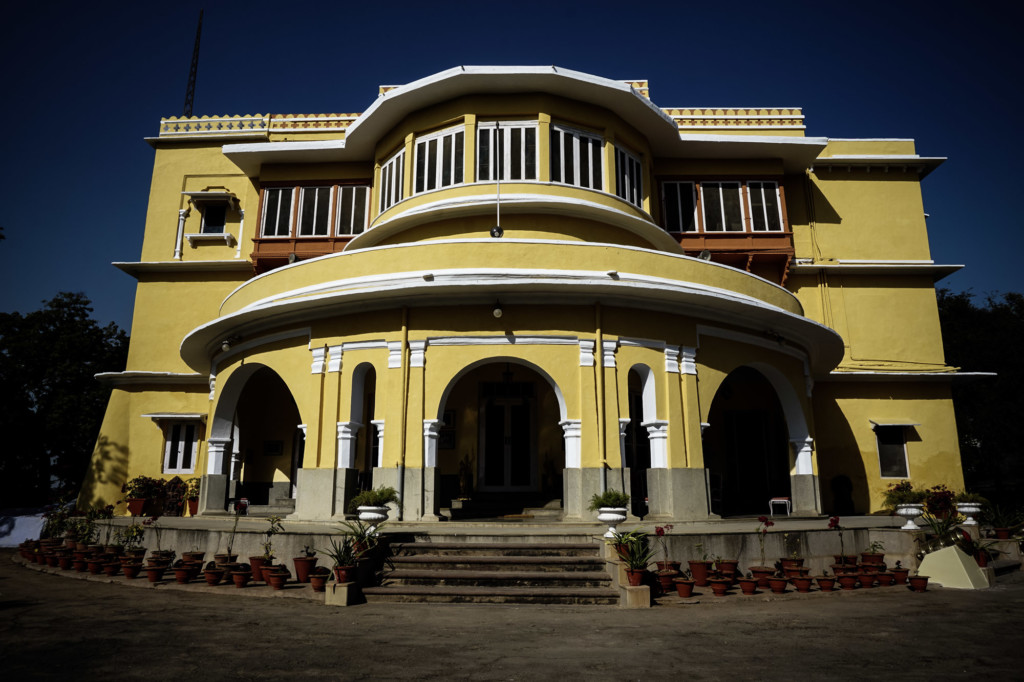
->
xmin=2 ymin=551 xmax=1022 ymax=680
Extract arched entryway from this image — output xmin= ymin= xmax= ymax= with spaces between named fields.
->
xmin=208 ymin=364 xmax=303 ymax=512
xmin=435 ymin=360 xmax=565 ymax=518
xmin=623 ymin=365 xmax=655 ymax=518
xmin=704 ymin=366 xmax=791 ymax=517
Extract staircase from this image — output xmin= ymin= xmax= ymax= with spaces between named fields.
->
xmin=362 ymin=534 xmax=618 ymax=605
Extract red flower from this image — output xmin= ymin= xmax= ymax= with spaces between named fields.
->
xmin=828 ymin=516 xmax=841 ymax=530
xmin=758 ymin=516 xmax=768 ymax=523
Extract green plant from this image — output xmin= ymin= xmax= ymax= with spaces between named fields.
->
xmin=123 ymin=475 xmax=165 ymax=501
xmin=41 ymin=496 xmax=74 ymax=539
xmin=347 ymin=486 xmax=400 ymax=514
xmin=184 ymin=477 xmax=201 ymax=501
xmin=615 ymin=531 xmax=655 ymax=571
xmin=262 ymin=515 xmax=285 ymax=560
xmin=300 ymin=545 xmax=317 ymax=558
xmin=67 ymin=516 xmax=96 ymax=544
xmin=587 ymin=489 xmax=630 ymax=512
xmin=321 ymin=537 xmax=361 ymax=567
xmin=953 ymin=529 xmax=999 ymax=561
xmin=864 ymin=540 xmax=885 ymax=554
xmin=142 ymin=516 xmax=162 ymax=551
xmin=115 ymin=521 xmax=145 ymax=550
xmin=985 ymin=505 xmax=1022 ymax=530
xmin=882 ymin=481 xmax=927 ymax=510
xmin=783 ymin=532 xmax=801 ymax=559
xmin=915 ymin=513 xmax=964 ymax=559
xmin=693 ymin=541 xmax=708 ymax=562
xmin=163 ymin=476 xmax=187 ymax=516
xmin=654 ymin=525 xmax=673 ymax=562
xmin=955 ymin=491 xmax=987 ymax=504
xmin=338 ymin=519 xmax=381 ymax=549
xmin=924 ymin=484 xmax=956 ymax=517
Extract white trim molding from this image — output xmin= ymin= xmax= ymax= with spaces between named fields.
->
xmin=423 ymin=419 xmax=443 ymax=467
xmin=336 ymin=421 xmax=362 ymax=469
xmin=790 ymin=436 xmax=814 ymax=475
xmin=560 ymin=419 xmax=582 ymax=468
xmin=680 ymin=346 xmax=697 ymax=375
xmin=327 ymin=345 xmax=343 ymax=373
xmin=311 ymin=346 xmax=327 ymax=374
xmin=664 ymin=347 xmax=681 ymax=374
xmin=602 ymin=340 xmax=618 ymax=368
xmin=643 ymin=420 xmax=670 ymax=468
xmin=579 ymin=340 xmax=596 ymax=367
xmin=409 ymin=340 xmax=427 ymax=368
xmin=370 ymin=419 xmax=386 ymax=467
xmin=387 ymin=342 xmax=403 ymax=369
xmin=207 ymin=437 xmax=232 ymax=476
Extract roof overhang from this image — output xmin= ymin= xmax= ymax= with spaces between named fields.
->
xmin=790 ymin=262 xmax=963 ymax=283
xmin=812 ymin=154 xmax=945 ymax=179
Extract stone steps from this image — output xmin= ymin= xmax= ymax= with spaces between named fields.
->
xmin=365 ymin=535 xmax=617 ymax=605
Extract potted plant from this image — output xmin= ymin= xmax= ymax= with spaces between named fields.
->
xmin=653 ymin=524 xmax=678 ymax=571
xmin=266 ymin=565 xmax=291 ymax=590
xmin=142 ymin=516 xmax=173 ymax=563
xmin=836 ymin=572 xmax=858 ymax=590
xmin=163 ymin=476 xmax=187 ymax=516
xmin=748 ymin=517 xmax=775 ymax=586
xmin=615 ymin=531 xmax=654 ymax=586
xmin=322 ymin=536 xmax=361 ymax=584
xmin=215 ymin=511 xmax=241 ymax=565
xmin=687 ymin=542 xmax=713 ymax=587
xmin=908 ymin=573 xmax=929 ymax=592
xmin=251 ymin=515 xmax=284 ymax=582
xmin=780 ymin=532 xmax=803 ymax=570
xmin=766 ymin=573 xmax=789 ymax=594
xmin=891 ymin=561 xmax=910 ymax=585
xmin=293 ymin=545 xmax=319 ymax=583
xmin=116 ymin=521 xmax=146 ymax=559
xmin=184 ymin=477 xmax=201 ymax=517
xmin=123 ymin=476 xmax=165 ymax=516
xmin=827 ymin=516 xmax=856 ymax=565
xmin=231 ymin=563 xmax=253 ymax=588
xmin=348 ymin=486 xmax=400 ymax=531
xmin=924 ymin=484 xmax=957 ymax=520
xmin=672 ymin=570 xmax=696 ymax=598
xmin=861 ymin=540 xmax=886 ymax=565
xmin=309 ymin=566 xmax=331 ymax=592
xmin=337 ymin=519 xmax=381 ymax=557
xmin=204 ymin=560 xmax=226 ymax=586
xmin=587 ymin=489 xmax=630 ymax=538
xmin=883 ymin=481 xmax=927 ymax=529
xmin=737 ymin=572 xmax=759 ymax=595
xmin=986 ymin=505 xmax=1022 ymax=540
xmin=791 ymin=574 xmax=814 ymax=593
xmin=815 ymin=571 xmax=836 ymax=592
xmin=707 ymin=575 xmax=732 ymax=596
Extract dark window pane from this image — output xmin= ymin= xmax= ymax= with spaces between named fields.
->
xmin=183 ymin=424 xmax=195 ymax=470
xmin=680 ymin=184 xmax=696 ymax=232
xmin=564 ymin=133 xmax=574 ymax=185
xmin=203 ymin=205 xmax=226 ymax=233
xmin=550 ymin=130 xmax=561 ymax=182
xmin=441 ymin=135 xmax=453 ymax=187
xmin=511 ymin=128 xmax=522 ymax=180
xmin=723 ymin=183 xmax=743 ymax=231
xmin=478 ymin=129 xmax=491 ymax=181
xmin=579 ymin=137 xmax=590 ymax=188
xmin=591 ymin=139 xmax=602 ymax=190
xmin=454 ymin=131 xmax=464 ymax=184
xmin=664 ymin=183 xmax=680 ymax=231
xmin=877 ymin=426 xmax=909 ymax=477
xmin=338 ymin=187 xmax=354 ymax=234
xmin=427 ymin=139 xmax=437 ymax=191
xmin=525 ymin=128 xmax=536 ymax=179
xmin=415 ymin=142 xmax=426 ymax=193
xmin=703 ymin=184 xmax=724 ymax=231
xmin=750 ymin=182 xmax=767 ymax=231
xmin=352 ymin=187 xmax=367 ymax=234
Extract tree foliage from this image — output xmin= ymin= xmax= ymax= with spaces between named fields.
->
xmin=937 ymin=289 xmax=1024 ymax=505
xmin=0 ymin=292 xmax=128 ymax=507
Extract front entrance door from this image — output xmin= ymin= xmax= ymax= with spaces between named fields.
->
xmin=479 ymin=381 xmax=535 ymax=491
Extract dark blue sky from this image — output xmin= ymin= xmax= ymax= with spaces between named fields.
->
xmin=2 ymin=1 xmax=1021 ymax=331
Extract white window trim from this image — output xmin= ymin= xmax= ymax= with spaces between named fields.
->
xmin=550 ymin=124 xmax=604 ymax=190
xmin=162 ymin=421 xmax=201 ymax=474
xmin=747 ymin=180 xmax=785 ymax=232
xmin=477 ymin=121 xmax=539 ymax=182
xmin=661 ymin=181 xmax=697 ymax=233
xmin=296 ymin=186 xmax=333 ymax=237
xmin=614 ymin=146 xmax=643 ymax=208
xmin=700 ymin=181 xmax=745 ymax=232
xmin=379 ymin=149 xmax=405 ymax=213
xmin=261 ymin=187 xmax=295 ymax=238
xmin=414 ymin=125 xmax=466 ymax=194
xmin=335 ymin=185 xmax=370 ymax=236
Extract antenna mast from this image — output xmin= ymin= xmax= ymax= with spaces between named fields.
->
xmin=183 ymin=10 xmax=204 ymax=117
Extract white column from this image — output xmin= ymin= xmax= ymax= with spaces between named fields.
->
xmin=643 ymin=420 xmax=669 ymax=468
xmin=617 ymin=418 xmax=631 ymax=468
xmin=423 ymin=419 xmax=443 ymax=467
xmin=560 ymin=419 xmax=582 ymax=468
xmin=791 ymin=436 xmax=814 ymax=475
xmin=336 ymin=421 xmax=362 ymax=469
xmin=371 ymin=419 xmax=386 ymax=467
xmin=234 ymin=208 xmax=245 ymax=259
xmin=174 ymin=208 xmax=188 ymax=260
xmin=207 ymin=437 xmax=231 ymax=475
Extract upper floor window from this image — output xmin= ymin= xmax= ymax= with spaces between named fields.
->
xmin=201 ymin=204 xmax=227 ymax=234
xmin=614 ymin=146 xmax=643 ymax=208
xmin=414 ymin=126 xmax=465 ymax=194
xmin=478 ymin=121 xmax=538 ymax=181
xmin=261 ymin=184 xmax=370 ymax=238
xmin=875 ymin=425 xmax=910 ymax=478
xmin=550 ymin=125 xmax=603 ymax=190
xmin=660 ymin=179 xmax=786 ymax=234
xmin=379 ymin=149 xmax=405 ymax=212
xmin=262 ymin=187 xmax=294 ymax=237
xmin=747 ymin=181 xmax=784 ymax=232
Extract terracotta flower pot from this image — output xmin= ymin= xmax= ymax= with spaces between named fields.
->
xmin=182 ymin=551 xmax=205 ymax=563
xmin=145 ymin=566 xmax=167 ymax=583
xmin=857 ymin=573 xmax=877 ymax=589
xmin=187 ymin=499 xmax=199 ymax=517
xmin=791 ymin=576 xmax=813 ymax=593
xmin=310 ymin=572 xmax=330 ymax=592
xmin=876 ymin=572 xmax=895 ymax=586
xmin=103 ymin=562 xmax=121 ymax=577
xmin=249 ymin=557 xmax=268 ymax=583
xmin=73 ymin=560 xmax=88 ymax=573
xmin=780 ymin=558 xmax=804 ymax=569
xmin=837 ymin=574 xmax=858 ymax=590
xmin=688 ymin=560 xmax=712 ymax=587
xmin=625 ymin=569 xmax=646 ymax=587
xmin=333 ymin=565 xmax=356 ymax=584
xmin=204 ymin=569 xmax=225 ymax=586
xmin=58 ymin=556 xmax=73 ymax=571
xmin=892 ymin=568 xmax=910 ymax=585
xmin=766 ymin=577 xmax=788 ymax=594
xmin=126 ymin=498 xmax=145 ymax=516
xmin=861 ymin=552 xmax=885 ymax=565
xmin=673 ymin=578 xmax=695 ymax=598
xmin=749 ymin=566 xmax=774 ymax=587
xmin=737 ymin=578 xmax=758 ymax=595
xmin=293 ymin=556 xmax=318 ymax=583
xmin=708 ymin=578 xmax=731 ymax=596
xmin=173 ymin=568 xmax=193 ymax=584
xmin=231 ymin=570 xmax=252 ymax=588
xmin=656 ymin=570 xmax=680 ymax=593
xmin=715 ymin=559 xmax=739 ymax=575
xmin=833 ymin=554 xmax=858 ymax=566
xmin=266 ymin=570 xmax=290 ymax=591
xmin=908 ymin=575 xmax=929 ymax=592
xmin=994 ymin=528 xmax=1011 ymax=540
xmin=655 ymin=561 xmax=681 ymax=573
xmin=122 ymin=562 xmax=142 ymax=579
xmin=816 ymin=576 xmax=836 ymax=592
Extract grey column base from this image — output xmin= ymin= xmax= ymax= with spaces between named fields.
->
xmin=790 ymin=474 xmax=821 ymax=516
xmin=293 ymin=468 xmax=336 ymax=521
xmin=645 ymin=468 xmax=711 ymax=521
xmin=198 ymin=474 xmax=228 ymax=515
xmin=563 ymin=468 xmax=622 ymax=521
xmin=332 ymin=468 xmax=361 ymax=519
xmin=371 ymin=467 xmax=430 ymax=522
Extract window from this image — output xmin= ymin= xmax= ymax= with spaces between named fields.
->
xmin=662 ymin=181 xmax=697 ymax=232
xmin=262 ymin=187 xmax=294 ymax=237
xmin=875 ymin=425 xmax=909 ymax=478
xmin=200 ymin=204 xmax=226 ymax=234
xmin=701 ymin=181 xmax=744 ymax=232
xmin=379 ymin=149 xmax=405 ymax=212
xmin=550 ymin=125 xmax=603 ymax=190
xmin=477 ymin=122 xmax=538 ymax=181
xmin=164 ymin=422 xmax=198 ymax=474
xmin=748 ymin=181 xmax=784 ymax=232
xmin=298 ymin=186 xmax=332 ymax=236
xmin=336 ymin=186 xmax=369 ymax=235
xmin=414 ymin=126 xmax=465 ymax=193
xmin=614 ymin=146 xmax=643 ymax=208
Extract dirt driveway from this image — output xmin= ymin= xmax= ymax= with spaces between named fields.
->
xmin=2 ymin=551 xmax=1022 ymax=680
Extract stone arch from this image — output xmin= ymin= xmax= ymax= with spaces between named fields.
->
xmin=434 ymin=356 xmax=568 ymax=422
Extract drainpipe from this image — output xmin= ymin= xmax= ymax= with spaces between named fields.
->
xmin=397 ymin=307 xmax=409 ymax=520
xmin=595 ymin=303 xmax=607 ymax=493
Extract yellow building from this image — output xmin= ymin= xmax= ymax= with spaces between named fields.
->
xmin=81 ymin=66 xmax=966 ymax=522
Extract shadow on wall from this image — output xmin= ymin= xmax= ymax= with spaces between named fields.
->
xmin=814 ymin=399 xmax=870 ymax=514
xmin=79 ymin=434 xmax=130 ymax=511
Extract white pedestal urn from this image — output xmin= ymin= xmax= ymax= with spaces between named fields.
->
xmin=895 ymin=503 xmax=925 ymax=530
xmin=597 ymin=507 xmax=628 ymax=538
xmin=957 ymin=502 xmax=982 ymax=526
xmin=357 ymin=506 xmax=390 ymax=533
